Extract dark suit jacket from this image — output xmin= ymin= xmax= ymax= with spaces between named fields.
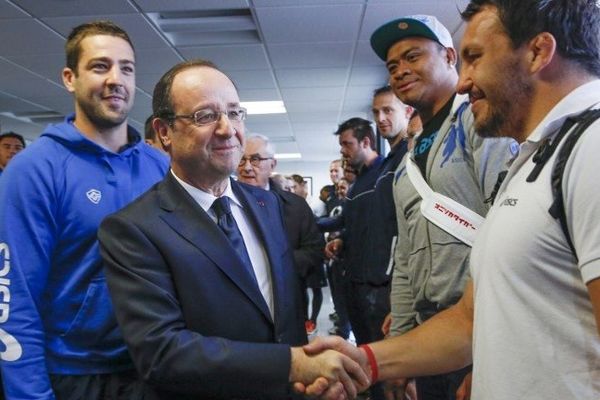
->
xmin=270 ymin=179 xmax=324 ymax=283
xmin=98 ymin=174 xmax=306 ymax=399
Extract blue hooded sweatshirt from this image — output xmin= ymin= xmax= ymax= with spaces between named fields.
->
xmin=0 ymin=115 xmax=169 ymax=399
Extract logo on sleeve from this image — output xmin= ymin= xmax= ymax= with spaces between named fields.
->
xmin=0 ymin=243 xmax=22 ymax=361
xmin=0 ymin=329 xmax=22 ymax=361
xmin=86 ymin=189 xmax=102 ymax=204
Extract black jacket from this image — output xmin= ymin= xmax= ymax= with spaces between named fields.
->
xmin=270 ymin=179 xmax=324 ymax=283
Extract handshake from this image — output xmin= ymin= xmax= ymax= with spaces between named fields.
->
xmin=289 ymin=336 xmax=374 ymax=400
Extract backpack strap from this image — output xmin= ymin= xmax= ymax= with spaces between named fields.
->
xmin=548 ymin=108 xmax=600 ymax=259
xmin=486 ymin=170 xmax=508 ymax=205
xmin=526 ymin=108 xmax=600 ymax=260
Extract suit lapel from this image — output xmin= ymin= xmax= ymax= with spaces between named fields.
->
xmin=232 ymin=182 xmax=288 ymax=326
xmin=157 ymin=175 xmax=272 ymax=322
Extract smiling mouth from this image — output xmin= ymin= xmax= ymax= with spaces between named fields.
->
xmin=469 ymin=92 xmax=485 ymax=108
xmin=214 ymin=144 xmax=238 ymax=151
xmin=397 ymin=80 xmax=417 ymax=92
xmin=103 ymin=95 xmax=126 ymax=103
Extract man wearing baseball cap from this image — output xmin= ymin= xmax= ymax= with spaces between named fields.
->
xmin=369 ymin=15 xmax=515 ymax=400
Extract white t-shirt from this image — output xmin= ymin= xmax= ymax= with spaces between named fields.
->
xmin=470 ymin=81 xmax=600 ymax=399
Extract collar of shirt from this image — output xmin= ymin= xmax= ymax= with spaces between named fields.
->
xmin=526 ymin=80 xmax=600 ymax=144
xmin=170 ymin=170 xmax=244 ymax=219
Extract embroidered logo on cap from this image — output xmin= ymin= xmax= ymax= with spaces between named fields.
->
xmin=86 ymin=189 xmax=102 ymax=204
xmin=398 ymin=22 xmax=409 ymax=30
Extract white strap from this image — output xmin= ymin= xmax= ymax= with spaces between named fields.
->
xmin=406 ymin=157 xmax=484 ymax=246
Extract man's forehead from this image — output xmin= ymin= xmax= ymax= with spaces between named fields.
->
xmin=172 ymin=67 xmax=239 ymax=106
xmin=79 ymin=34 xmax=134 ymax=60
xmin=461 ymin=6 xmax=505 ymax=51
xmin=244 ymin=139 xmax=266 ymax=155
xmin=340 ymin=129 xmax=357 ymax=138
xmin=0 ymin=137 xmax=22 ymax=144
xmin=386 ymin=36 xmax=442 ymax=64
xmin=373 ymin=92 xmax=399 ymax=107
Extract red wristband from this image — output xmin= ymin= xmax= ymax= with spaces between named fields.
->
xmin=359 ymin=344 xmax=378 ymax=383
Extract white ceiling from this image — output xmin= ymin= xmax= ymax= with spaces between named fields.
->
xmin=0 ymin=0 xmax=468 ymax=163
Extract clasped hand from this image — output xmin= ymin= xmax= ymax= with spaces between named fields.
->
xmin=290 ymin=336 xmax=371 ymax=400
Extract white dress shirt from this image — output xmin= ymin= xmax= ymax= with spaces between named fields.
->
xmin=171 ymin=171 xmax=274 ymax=318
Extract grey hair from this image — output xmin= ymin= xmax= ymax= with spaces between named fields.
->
xmin=246 ymin=133 xmax=276 ymax=157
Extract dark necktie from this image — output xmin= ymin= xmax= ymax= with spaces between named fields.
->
xmin=211 ymin=196 xmax=258 ymax=284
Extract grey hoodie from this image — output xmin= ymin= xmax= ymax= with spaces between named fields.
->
xmin=390 ymin=94 xmax=517 ymax=335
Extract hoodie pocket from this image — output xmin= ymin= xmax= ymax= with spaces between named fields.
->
xmin=61 ymin=277 xmax=121 ymax=346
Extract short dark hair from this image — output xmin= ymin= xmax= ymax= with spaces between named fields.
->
xmin=0 ymin=132 xmax=26 ymax=148
xmin=461 ymin=0 xmax=600 ymax=76
xmin=65 ymin=20 xmax=134 ymax=74
xmin=152 ymin=59 xmax=228 ymax=122
xmin=373 ymin=85 xmax=394 ymax=97
xmin=290 ymin=174 xmax=306 ymax=185
xmin=144 ymin=115 xmax=156 ymax=141
xmin=334 ymin=117 xmax=376 ymax=150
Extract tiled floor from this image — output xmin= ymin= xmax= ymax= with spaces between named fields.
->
xmin=307 ymin=286 xmax=355 ymax=344
xmin=306 ymin=287 xmax=369 ymax=398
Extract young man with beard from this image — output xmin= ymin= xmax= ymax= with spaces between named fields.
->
xmin=301 ymin=1 xmax=600 ymax=399
xmin=0 ymin=21 xmax=169 ymax=399
xmin=326 ymin=102 xmax=411 ymax=399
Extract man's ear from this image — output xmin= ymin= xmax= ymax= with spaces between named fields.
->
xmin=361 ymin=136 xmax=371 ymax=149
xmin=271 ymin=158 xmax=278 ymax=170
xmin=527 ymin=32 xmax=556 ymax=74
xmin=446 ymin=47 xmax=458 ymax=68
xmin=62 ymin=67 xmax=76 ymax=93
xmin=153 ymin=118 xmax=171 ymax=150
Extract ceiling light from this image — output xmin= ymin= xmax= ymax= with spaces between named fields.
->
xmin=275 ymin=153 xmax=301 ymax=160
xmin=241 ymin=101 xmax=286 ymax=115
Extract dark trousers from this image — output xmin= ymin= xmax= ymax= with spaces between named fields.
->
xmin=345 ymin=281 xmax=390 ymax=345
xmin=416 ymin=365 xmax=472 ymax=400
xmin=50 ymin=370 xmax=144 ymax=400
xmin=330 ymin=260 xmax=351 ymax=337
xmin=346 ymin=281 xmax=391 ymax=400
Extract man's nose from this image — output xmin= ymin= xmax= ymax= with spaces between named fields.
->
xmin=214 ymin=113 xmax=235 ymax=138
xmin=106 ymin=66 xmax=124 ymax=87
xmin=240 ymin=157 xmax=253 ymax=170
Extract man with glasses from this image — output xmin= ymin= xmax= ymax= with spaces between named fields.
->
xmin=98 ymin=60 xmax=367 ymax=399
xmin=236 ymin=133 xmax=276 ymax=188
xmin=237 ymin=134 xmax=325 ymax=336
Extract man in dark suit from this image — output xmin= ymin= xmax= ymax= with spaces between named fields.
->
xmin=98 ymin=59 xmax=367 ymax=399
xmin=237 ymin=134 xmax=326 ymax=335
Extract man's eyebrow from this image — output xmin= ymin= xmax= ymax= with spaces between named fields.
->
xmin=386 ymin=46 xmax=420 ymax=68
xmin=85 ymin=56 xmax=135 ymax=66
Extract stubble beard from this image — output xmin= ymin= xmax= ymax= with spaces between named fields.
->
xmin=475 ymin=60 xmax=532 ymax=139
xmin=77 ymin=96 xmax=130 ymax=131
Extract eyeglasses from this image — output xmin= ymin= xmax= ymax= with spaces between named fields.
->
xmin=170 ymin=107 xmax=247 ymax=126
xmin=238 ymin=155 xmax=273 ymax=167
